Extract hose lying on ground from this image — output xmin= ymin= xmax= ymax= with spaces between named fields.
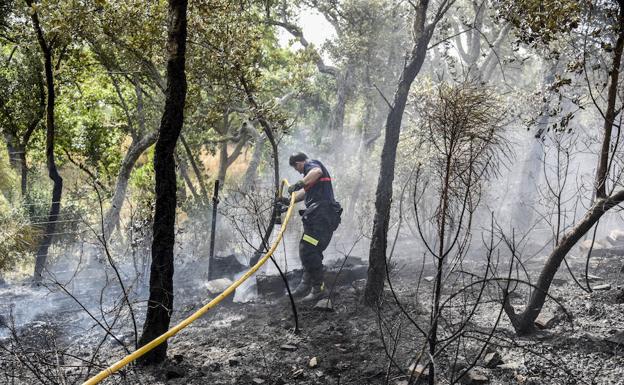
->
xmin=82 ymin=179 xmax=296 ymax=385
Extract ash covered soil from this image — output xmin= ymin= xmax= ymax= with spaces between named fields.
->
xmin=2 ymin=253 xmax=624 ymax=385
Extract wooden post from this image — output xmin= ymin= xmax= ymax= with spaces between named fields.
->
xmin=208 ymin=179 xmax=220 ymax=279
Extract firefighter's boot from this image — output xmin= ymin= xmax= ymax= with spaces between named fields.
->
xmin=291 ymin=271 xmax=311 ymax=298
xmin=302 ymin=267 xmax=326 ymax=302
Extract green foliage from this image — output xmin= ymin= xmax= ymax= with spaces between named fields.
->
xmin=56 ymin=50 xmax=125 ymax=180
xmin=130 ymin=148 xmax=155 ymax=195
xmin=0 ymin=0 xmax=12 ymax=31
xmin=494 ymin=0 xmax=582 ymax=45
xmin=0 ymin=211 xmax=38 ymax=273
xmin=0 ymin=150 xmax=35 ymax=272
xmin=496 ymin=0 xmax=623 ymax=138
xmin=0 ymin=43 xmax=45 ymax=142
xmin=0 ymin=145 xmax=16 ymax=199
xmin=186 ymin=0 xmax=309 ymax=124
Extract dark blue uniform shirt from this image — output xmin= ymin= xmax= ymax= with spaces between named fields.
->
xmin=303 ymin=159 xmax=335 ymax=208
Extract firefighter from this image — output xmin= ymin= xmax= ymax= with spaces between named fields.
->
xmin=280 ymin=152 xmax=342 ymax=301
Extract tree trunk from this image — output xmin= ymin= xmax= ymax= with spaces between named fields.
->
xmin=509 ymin=61 xmax=556 ymax=230
xmin=480 ymin=23 xmax=512 ymax=81
xmin=180 ymin=134 xmax=208 ymax=202
xmin=217 ymin=125 xmax=249 ymax=185
xmin=4 ymin=134 xmax=20 ymax=169
xmin=18 ymin=147 xmax=27 ymax=197
xmin=15 ymin=120 xmax=40 ymax=199
xmin=465 ymin=1 xmax=485 ymax=79
xmin=364 ymin=0 xmax=436 ymax=306
xmin=257 ymin=128 xmax=279 ymax=252
xmin=103 ymin=131 xmax=157 ymax=240
xmin=505 ymin=191 xmax=624 ymax=334
xmin=242 ymin=122 xmax=264 ymax=190
xmin=26 ymin=0 xmax=63 ymax=283
xmin=595 ymin=6 xmax=624 ymax=199
xmin=327 ymin=65 xmax=353 ymax=133
xmin=346 ymin=86 xmax=381 ymax=226
xmin=138 ymin=0 xmax=187 ymax=365
xmin=177 ymin=152 xmax=200 ymax=201
xmin=452 ymin=1 xmax=511 ymax=83
xmin=240 ymin=77 xmax=280 ymax=254
xmin=217 ymin=140 xmax=228 ymax=185
xmin=3 ymin=134 xmax=28 ymax=197
xmin=22 ymin=59 xmax=46 ymax=198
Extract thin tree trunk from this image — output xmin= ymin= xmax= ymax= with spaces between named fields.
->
xmin=0 ymin=138 xmax=19 ymax=202
xmin=3 ymin=134 xmax=27 ymax=197
xmin=364 ymin=0 xmax=437 ymax=306
xmin=103 ymin=131 xmax=157 ymax=240
xmin=451 ymin=1 xmax=510 ymax=83
xmin=226 ymin=129 xmax=248 ymax=169
xmin=2 ymin=67 xmax=41 ymax=195
xmin=177 ymin=152 xmax=200 ymax=201
xmin=18 ymin=147 xmax=27 ymax=197
xmin=327 ymin=65 xmax=352 ymax=133
xmin=240 ymin=77 xmax=280 ymax=254
xmin=256 ymin=126 xmax=279 ymax=252
xmin=179 ymin=134 xmax=208 ymax=202
xmin=26 ymin=0 xmax=63 ymax=283
xmin=19 ymin=110 xmax=43 ymax=198
xmin=480 ymin=23 xmax=512 ymax=81
xmin=428 ymin=153 xmax=453 ymax=385
xmin=346 ymin=88 xmax=378 ymax=225
xmin=505 ymin=190 xmax=624 ymax=334
xmin=3 ymin=119 xmax=42 ymax=201
xmin=242 ymin=122 xmax=264 ymax=190
xmin=595 ymin=6 xmax=624 ymax=199
xmin=217 ymin=125 xmax=249 ymax=185
xmin=465 ymin=1 xmax=484 ymax=79
xmin=138 ymin=0 xmax=187 ymax=365
xmin=1 ymin=51 xmax=42 ymax=199
xmin=217 ymin=141 xmax=228 ymax=185
xmin=4 ymin=135 xmax=19 ymax=169
xmin=509 ymin=61 xmax=557 ymax=230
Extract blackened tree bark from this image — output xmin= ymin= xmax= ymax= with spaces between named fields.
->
xmin=504 ymin=1 xmax=624 ymax=334
xmin=137 ymin=0 xmax=187 ymax=365
xmin=364 ymin=0 xmax=456 ymax=305
xmin=26 ymin=0 xmax=63 ymax=283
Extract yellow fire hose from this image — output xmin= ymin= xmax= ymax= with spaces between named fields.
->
xmin=83 ymin=180 xmax=295 ymax=385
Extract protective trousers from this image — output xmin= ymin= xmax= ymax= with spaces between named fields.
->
xmin=299 ymin=202 xmax=335 ymax=285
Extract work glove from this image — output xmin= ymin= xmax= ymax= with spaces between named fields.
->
xmin=287 ymin=180 xmax=305 ymax=194
xmin=274 ymin=197 xmax=290 ymax=214
xmin=275 ymin=196 xmax=290 ymax=205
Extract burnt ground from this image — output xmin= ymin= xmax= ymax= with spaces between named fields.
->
xmin=2 ymin=250 xmax=624 ymax=385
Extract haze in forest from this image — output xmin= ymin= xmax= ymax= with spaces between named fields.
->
xmin=1 ymin=0 xmax=624 ymax=384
